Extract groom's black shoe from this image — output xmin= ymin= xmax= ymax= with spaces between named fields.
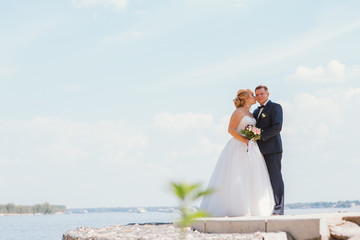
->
xmin=272 ymin=209 xmax=284 ymax=215
xmin=273 ymin=204 xmax=284 ymax=215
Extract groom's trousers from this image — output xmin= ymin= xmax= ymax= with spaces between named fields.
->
xmin=263 ymin=153 xmax=284 ymax=215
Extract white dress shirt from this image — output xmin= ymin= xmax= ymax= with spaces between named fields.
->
xmin=257 ymin=99 xmax=270 ymax=119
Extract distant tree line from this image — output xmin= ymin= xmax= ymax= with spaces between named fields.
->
xmin=287 ymin=200 xmax=360 ymax=209
xmin=0 ymin=202 xmax=66 ymax=214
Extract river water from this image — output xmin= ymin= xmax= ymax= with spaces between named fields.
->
xmin=0 ymin=208 xmax=359 ymax=240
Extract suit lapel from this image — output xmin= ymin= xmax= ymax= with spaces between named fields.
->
xmin=257 ymin=100 xmax=272 ymax=123
xmin=262 ymin=100 xmax=272 ymax=113
xmin=253 ymin=108 xmax=259 ymax=120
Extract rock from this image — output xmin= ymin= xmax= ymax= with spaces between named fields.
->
xmin=329 ymin=220 xmax=360 ymax=240
xmin=62 ymin=224 xmax=290 ymax=240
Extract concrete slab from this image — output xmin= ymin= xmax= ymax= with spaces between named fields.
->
xmin=267 ymin=217 xmax=322 ymax=240
xmin=230 ymin=219 xmax=266 ymax=233
xmin=205 ymin=220 xmax=231 ymax=233
xmin=193 ymin=216 xmax=267 ymax=234
xmin=191 ymin=221 xmax=206 ymax=232
xmin=192 ymin=212 xmax=360 ymax=239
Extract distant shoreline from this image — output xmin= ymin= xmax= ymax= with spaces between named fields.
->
xmin=0 ymin=212 xmax=65 ymax=216
xmin=0 ymin=203 xmax=66 ymax=215
xmin=1 ymin=207 xmax=360 ymax=218
xmin=2 ymin=200 xmax=359 ymax=216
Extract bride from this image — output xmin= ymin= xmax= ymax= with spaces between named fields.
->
xmin=200 ymin=89 xmax=274 ymax=217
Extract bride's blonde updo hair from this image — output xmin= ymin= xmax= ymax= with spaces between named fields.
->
xmin=233 ymin=89 xmax=253 ymax=108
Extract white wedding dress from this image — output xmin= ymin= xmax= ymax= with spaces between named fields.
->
xmin=200 ymin=115 xmax=275 ymax=217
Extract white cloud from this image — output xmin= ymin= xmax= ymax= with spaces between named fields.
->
xmin=281 ymin=88 xmax=360 ymax=150
xmin=197 ymin=136 xmax=224 ymax=155
xmin=152 ymin=112 xmax=229 ymax=173
xmin=347 ymin=65 xmax=360 ymax=78
xmin=1 ymin=116 xmax=148 ymax=165
xmin=153 ymin=112 xmax=214 ymax=130
xmin=149 ymin=112 xmax=231 ymax=190
xmin=278 ymin=88 xmax=360 ymax=203
xmin=0 ymin=66 xmax=18 ymax=78
xmin=285 ymin=60 xmax=360 ymax=82
xmin=134 ymin=10 xmax=149 ymax=15
xmin=0 ymin=157 xmax=19 ymax=165
xmin=0 ymin=116 xmax=153 ymax=207
xmin=232 ymin=0 xmax=247 ymax=8
xmin=212 ymin=115 xmax=230 ymax=134
xmin=187 ymin=0 xmax=247 ymax=7
xmin=36 ymin=143 xmax=89 ymax=161
xmin=102 ymin=31 xmax=144 ymax=44
xmin=72 ymin=0 xmax=128 ymax=11
xmin=345 ymin=88 xmax=360 ymax=99
xmin=137 ymin=20 xmax=360 ymax=93
xmin=279 ymin=88 xmax=360 ymax=202
xmin=64 ymin=84 xmax=88 ymax=92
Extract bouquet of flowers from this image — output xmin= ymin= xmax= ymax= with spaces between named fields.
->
xmin=240 ymin=125 xmax=261 ymax=140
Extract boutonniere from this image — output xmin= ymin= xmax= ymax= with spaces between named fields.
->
xmin=261 ymin=113 xmax=267 ymax=118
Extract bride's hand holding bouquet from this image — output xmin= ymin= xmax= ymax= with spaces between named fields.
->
xmin=240 ymin=125 xmax=261 ymax=141
xmin=240 ymin=125 xmax=261 ymax=152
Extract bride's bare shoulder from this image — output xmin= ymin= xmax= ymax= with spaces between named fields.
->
xmin=231 ymin=108 xmax=246 ymax=119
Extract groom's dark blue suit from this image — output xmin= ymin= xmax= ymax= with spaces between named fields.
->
xmin=253 ymin=100 xmax=284 ymax=215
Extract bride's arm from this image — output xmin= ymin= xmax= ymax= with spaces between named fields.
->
xmin=228 ymin=112 xmax=249 ymax=145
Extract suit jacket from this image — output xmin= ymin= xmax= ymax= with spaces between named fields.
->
xmin=253 ymin=100 xmax=283 ymax=155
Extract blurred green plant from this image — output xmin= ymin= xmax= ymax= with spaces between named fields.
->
xmin=170 ymin=182 xmax=214 ymax=236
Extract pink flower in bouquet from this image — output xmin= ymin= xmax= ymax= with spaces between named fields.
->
xmin=240 ymin=125 xmax=262 ymax=140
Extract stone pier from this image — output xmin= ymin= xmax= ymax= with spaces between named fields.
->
xmin=62 ymin=212 xmax=360 ymax=239
xmin=191 ymin=211 xmax=360 ymax=240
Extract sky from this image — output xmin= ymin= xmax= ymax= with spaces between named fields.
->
xmin=1 ymin=0 xmax=360 ymax=208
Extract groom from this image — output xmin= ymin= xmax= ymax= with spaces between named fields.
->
xmin=253 ymin=85 xmax=284 ymax=215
